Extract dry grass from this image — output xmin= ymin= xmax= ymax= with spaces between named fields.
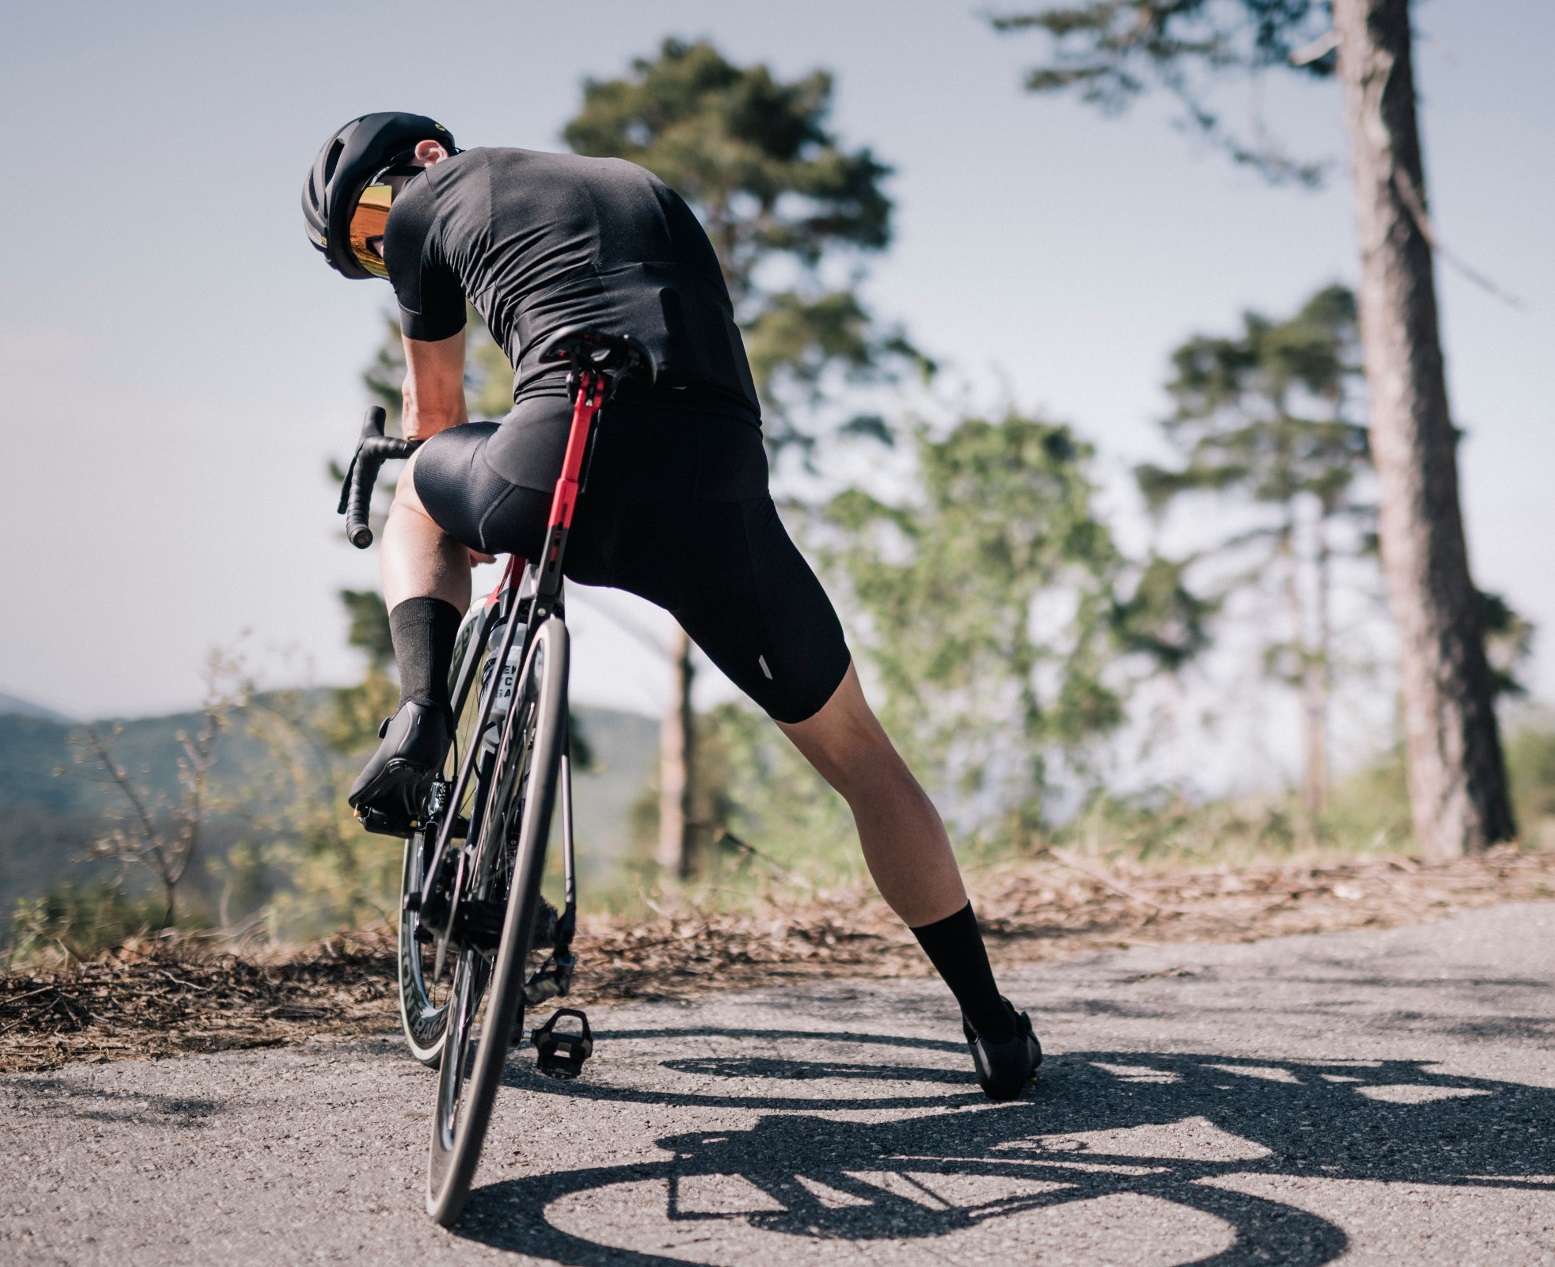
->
xmin=3 ymin=846 xmax=1551 ymax=1074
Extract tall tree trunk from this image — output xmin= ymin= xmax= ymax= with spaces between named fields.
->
xmin=1333 ymin=0 xmax=1514 ymax=858
xmin=657 ymin=628 xmax=697 ymax=879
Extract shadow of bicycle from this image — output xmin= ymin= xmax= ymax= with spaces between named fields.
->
xmin=461 ymin=1027 xmax=1555 ymax=1266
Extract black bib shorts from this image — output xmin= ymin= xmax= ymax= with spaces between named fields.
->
xmin=413 ymin=387 xmax=852 ymax=725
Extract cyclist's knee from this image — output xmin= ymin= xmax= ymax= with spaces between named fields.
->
xmin=780 ymin=665 xmax=905 ymax=793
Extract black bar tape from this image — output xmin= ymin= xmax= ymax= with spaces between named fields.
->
xmin=340 ymin=407 xmax=420 ymax=549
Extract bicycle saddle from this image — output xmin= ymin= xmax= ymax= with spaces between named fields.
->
xmin=537 ymin=327 xmax=658 ymax=386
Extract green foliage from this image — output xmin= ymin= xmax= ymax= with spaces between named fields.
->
xmin=1111 ymin=555 xmax=1218 ymax=672
xmin=324 ymin=668 xmax=401 ymax=756
xmin=235 ymin=690 xmax=400 ymax=941
xmin=1144 ymin=284 xmax=1371 ymax=541
xmin=1316 ymin=742 xmax=1413 ymax=851
xmin=1305 ymin=720 xmax=1555 ymax=856
xmin=1137 ymin=284 xmax=1532 ymax=810
xmin=1061 ymin=789 xmax=1307 ymax=864
xmin=609 ymin=699 xmax=861 ymax=909
xmin=1063 ymin=720 xmax=1555 ymax=867
xmin=1146 ymin=284 xmax=1367 ymax=520
xmin=7 ymin=881 xmax=195 ymax=965
xmin=1141 ymin=284 xmax=1372 ymax=747
xmin=564 ymin=38 xmax=891 ymax=291
xmin=1506 ymin=724 xmax=1555 ymax=846
xmin=338 ymin=589 xmax=394 ymax=671
xmin=812 ymin=410 xmax=1206 ymax=838
xmin=1481 ymin=591 xmax=1536 ymax=698
xmin=563 ymin=36 xmax=927 ymax=455
xmin=994 ymin=0 xmax=1337 ymax=185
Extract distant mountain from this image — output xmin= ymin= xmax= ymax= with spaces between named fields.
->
xmin=0 ymin=694 xmax=658 ymax=936
xmin=0 ymin=692 xmax=74 ymax=724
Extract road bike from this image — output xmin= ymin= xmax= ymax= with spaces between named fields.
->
xmin=338 ymin=327 xmax=652 ymax=1226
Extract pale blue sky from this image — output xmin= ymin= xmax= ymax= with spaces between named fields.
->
xmin=2 ymin=1 xmax=1550 ymax=750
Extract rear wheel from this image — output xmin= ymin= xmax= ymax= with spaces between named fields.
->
xmin=397 ymin=831 xmax=452 ymax=1066
xmin=426 ymin=616 xmax=569 ymax=1226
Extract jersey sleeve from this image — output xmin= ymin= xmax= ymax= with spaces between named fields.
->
xmin=382 ymin=176 xmax=467 ymax=342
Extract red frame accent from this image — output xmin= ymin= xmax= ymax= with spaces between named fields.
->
xmin=483 ymin=368 xmax=607 ymax=607
xmin=548 ymin=369 xmax=605 ymax=531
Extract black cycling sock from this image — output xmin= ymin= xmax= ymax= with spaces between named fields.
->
xmin=389 ymin=597 xmax=462 ymax=712
xmin=910 ymin=902 xmax=1015 ymax=1042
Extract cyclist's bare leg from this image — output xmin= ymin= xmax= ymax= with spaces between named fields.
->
xmin=778 ymin=663 xmax=967 ymax=927
xmin=381 ymin=449 xmax=471 ymax=612
xmin=346 ymin=450 xmax=473 ymax=830
xmin=780 ymin=663 xmax=1040 ymax=1095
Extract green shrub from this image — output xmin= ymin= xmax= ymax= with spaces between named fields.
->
xmin=5 ymin=881 xmax=192 ymax=965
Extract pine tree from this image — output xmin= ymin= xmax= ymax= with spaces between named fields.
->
xmin=995 ymin=0 xmax=1515 ymax=854
xmin=1139 ymin=284 xmax=1372 ymax=822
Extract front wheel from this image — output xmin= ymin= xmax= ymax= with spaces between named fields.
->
xmin=396 ymin=610 xmax=495 ymax=1068
xmin=426 ymin=616 xmax=569 ymax=1226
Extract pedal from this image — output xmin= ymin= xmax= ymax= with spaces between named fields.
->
xmin=524 ymin=950 xmax=575 ymax=1004
xmin=532 ymin=1007 xmax=592 ymax=1079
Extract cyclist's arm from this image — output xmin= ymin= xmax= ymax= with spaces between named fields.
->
xmin=401 ymin=330 xmax=467 ymax=440
xmin=383 ymin=175 xmax=468 ymax=440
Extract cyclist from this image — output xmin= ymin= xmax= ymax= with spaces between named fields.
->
xmin=302 ymin=112 xmax=1040 ymax=1100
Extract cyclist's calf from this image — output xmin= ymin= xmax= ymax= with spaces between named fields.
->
xmin=381 ymin=445 xmax=473 ymax=613
xmin=779 ymin=664 xmax=967 ymax=928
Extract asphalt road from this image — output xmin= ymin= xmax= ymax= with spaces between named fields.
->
xmin=4 ymin=903 xmax=1553 ymax=1266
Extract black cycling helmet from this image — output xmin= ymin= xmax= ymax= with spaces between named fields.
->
xmin=302 ymin=111 xmax=458 ymax=280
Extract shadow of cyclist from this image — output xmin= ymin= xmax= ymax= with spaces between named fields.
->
xmin=460 ymin=1028 xmax=1555 ymax=1266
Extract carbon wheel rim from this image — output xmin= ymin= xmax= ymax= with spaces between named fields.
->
xmin=397 ymin=833 xmax=453 ymax=1066
xmin=424 ymin=622 xmax=566 ymax=1225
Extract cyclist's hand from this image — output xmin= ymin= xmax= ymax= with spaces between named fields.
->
xmin=469 ymin=549 xmax=497 ymax=566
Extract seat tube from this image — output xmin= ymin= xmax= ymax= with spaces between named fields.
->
xmin=548 ymin=370 xmax=606 ymax=531
xmin=535 ymin=370 xmax=607 ymax=601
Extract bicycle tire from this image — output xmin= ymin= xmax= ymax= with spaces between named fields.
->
xmin=426 ymin=615 xmax=569 ymax=1226
xmin=396 ymin=610 xmax=494 ymax=1069
xmin=396 ymin=831 xmax=449 ymax=1066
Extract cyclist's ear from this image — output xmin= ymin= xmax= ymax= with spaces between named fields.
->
xmin=414 ymin=139 xmax=450 ymax=166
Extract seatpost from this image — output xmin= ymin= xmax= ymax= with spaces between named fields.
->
xmin=535 ymin=367 xmax=608 ymax=603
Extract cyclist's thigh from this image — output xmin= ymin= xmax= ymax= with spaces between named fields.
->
xmin=618 ymin=489 xmax=851 ymax=725
xmin=413 ymin=404 xmax=611 ymax=568
xmin=412 ymin=421 xmax=544 ymax=557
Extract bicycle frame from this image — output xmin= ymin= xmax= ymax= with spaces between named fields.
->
xmin=413 ymin=368 xmax=611 ymax=967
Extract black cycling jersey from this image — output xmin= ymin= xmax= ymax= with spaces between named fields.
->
xmin=384 ymin=145 xmax=851 ymax=723
xmin=383 ymin=147 xmax=761 ymax=418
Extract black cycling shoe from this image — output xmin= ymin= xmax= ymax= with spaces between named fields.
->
xmin=347 ymin=699 xmax=451 ymax=836
xmin=963 ymin=998 xmax=1042 ymax=1102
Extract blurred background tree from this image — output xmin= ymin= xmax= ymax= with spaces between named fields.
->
xmin=1137 ymin=283 xmax=1373 ymax=827
xmin=800 ymin=410 xmax=1210 ymax=846
xmin=563 ymin=37 xmax=926 ymax=457
xmin=71 ymin=653 xmax=245 ymax=929
xmin=993 ymin=0 xmax=1516 ymax=857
